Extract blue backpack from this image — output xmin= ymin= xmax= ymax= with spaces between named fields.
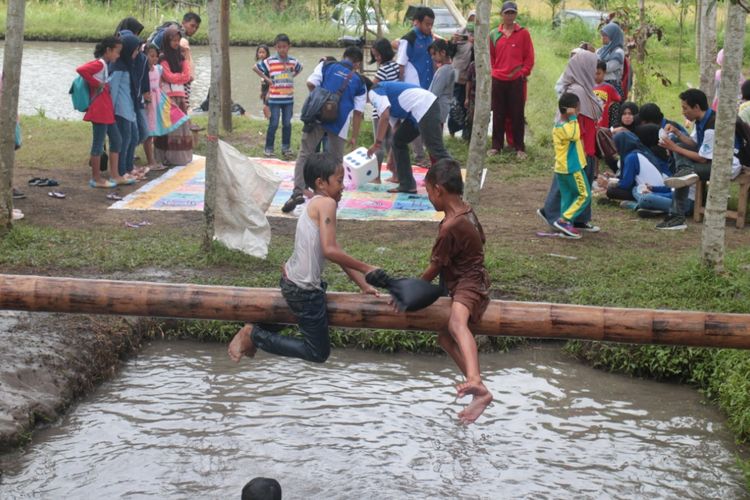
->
xmin=69 ymin=75 xmax=90 ymax=112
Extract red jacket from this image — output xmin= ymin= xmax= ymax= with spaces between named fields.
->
xmin=489 ymin=23 xmax=535 ymax=81
xmin=76 ymin=59 xmax=115 ymax=124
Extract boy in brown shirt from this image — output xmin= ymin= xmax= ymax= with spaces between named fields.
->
xmin=422 ymin=159 xmax=492 ymax=424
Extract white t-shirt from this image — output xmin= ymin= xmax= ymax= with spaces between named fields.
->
xmin=368 ymin=87 xmax=436 ymax=127
xmin=307 ymin=62 xmax=366 ymax=139
xmin=634 ymin=153 xmax=666 ymax=188
xmin=396 ymin=40 xmax=421 ymax=86
xmin=694 ymin=128 xmax=742 ymax=178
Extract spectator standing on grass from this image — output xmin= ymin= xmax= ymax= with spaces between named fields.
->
xmin=281 ymin=47 xmax=367 ymax=213
xmin=488 ymin=1 xmax=535 ymax=160
xmin=428 ymin=39 xmax=455 ymax=130
xmin=448 ymin=10 xmax=475 ymax=140
xmin=596 ymin=22 xmax=626 ymax=128
xmin=254 ymin=34 xmax=303 ymax=160
xmin=370 ymin=38 xmax=400 ymax=182
xmin=537 ymin=50 xmax=602 ymax=234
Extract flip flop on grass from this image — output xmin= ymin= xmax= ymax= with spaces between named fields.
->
xmin=106 ymin=193 xmax=123 ymax=201
xmin=47 ymin=191 xmax=66 ymax=199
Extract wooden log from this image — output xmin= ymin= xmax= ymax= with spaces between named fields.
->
xmin=1 ymin=274 xmax=750 ymax=349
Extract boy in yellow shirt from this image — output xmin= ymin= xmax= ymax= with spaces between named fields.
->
xmin=552 ymin=93 xmax=591 ymax=239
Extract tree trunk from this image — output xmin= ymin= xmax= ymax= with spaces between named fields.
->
xmin=220 ymin=0 xmax=232 ymax=132
xmin=698 ymin=0 xmax=717 ymax=102
xmin=636 ymin=0 xmax=646 ymax=65
xmin=695 ymin=0 xmax=702 ymax=61
xmin=700 ymin=1 xmax=747 ymax=270
xmin=0 ymin=0 xmax=25 ymax=235
xmin=203 ymin=0 xmax=222 ymax=251
xmin=464 ymin=0 xmax=490 ymax=205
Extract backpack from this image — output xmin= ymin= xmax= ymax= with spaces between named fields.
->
xmin=735 ymin=117 xmax=750 ymax=166
xmin=300 ymin=63 xmax=355 ymax=127
xmin=69 ymin=75 xmax=90 ymax=112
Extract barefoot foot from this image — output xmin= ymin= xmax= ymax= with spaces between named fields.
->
xmin=457 ymin=382 xmax=493 ymax=425
xmin=228 ymin=324 xmax=257 ymax=362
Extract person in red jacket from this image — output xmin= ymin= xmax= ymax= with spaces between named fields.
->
xmin=76 ymin=36 xmax=128 ymax=187
xmin=489 ymin=1 xmax=534 ymax=160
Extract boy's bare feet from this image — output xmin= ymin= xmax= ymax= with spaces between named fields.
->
xmin=456 ymin=381 xmax=493 ymax=425
xmin=228 ymin=324 xmax=257 ymax=362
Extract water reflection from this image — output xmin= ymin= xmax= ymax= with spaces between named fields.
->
xmin=0 ymin=342 xmax=745 ymax=499
xmin=1 ymin=41 xmax=345 ymax=120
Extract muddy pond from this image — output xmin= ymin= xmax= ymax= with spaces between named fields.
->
xmin=0 ymin=342 xmax=746 ymax=498
xmin=1 ymin=41 xmax=350 ymax=120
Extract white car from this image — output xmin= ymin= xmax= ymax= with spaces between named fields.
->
xmin=331 ymin=4 xmax=389 ymax=35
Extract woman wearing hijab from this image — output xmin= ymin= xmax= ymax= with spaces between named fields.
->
xmin=154 ymin=27 xmax=193 ymax=166
xmin=609 ymin=130 xmax=686 ymax=216
xmin=538 ymin=50 xmax=602 ymax=232
xmin=108 ymin=33 xmax=141 ymax=183
xmin=605 ymin=130 xmax=665 ymax=202
xmin=596 ymin=22 xmax=626 ymax=128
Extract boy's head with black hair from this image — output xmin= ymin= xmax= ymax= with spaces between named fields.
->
xmin=241 ymin=477 xmax=282 ymax=500
xmin=274 ymin=33 xmax=291 ymax=59
xmin=678 ymin=88 xmax=708 ymax=121
xmin=558 ymin=92 xmax=580 ymax=114
xmin=343 ymin=46 xmax=363 ymax=64
xmin=182 ymin=12 xmax=201 ymax=36
xmin=637 ymin=103 xmax=664 ymax=125
xmin=425 ymin=158 xmax=464 ymax=205
xmin=595 ymin=60 xmax=606 ymax=84
xmin=412 ymin=6 xmax=435 ymax=36
xmin=742 ymin=80 xmax=750 ymax=101
xmin=304 ymin=153 xmax=344 ymax=203
xmin=428 ymin=39 xmax=456 ymax=60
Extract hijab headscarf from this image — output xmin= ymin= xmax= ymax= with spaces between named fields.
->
xmin=558 ymin=50 xmax=602 ymax=121
xmin=159 ymin=27 xmax=184 ymax=74
xmin=597 ymin=23 xmax=625 ymax=64
xmin=613 ymin=130 xmax=662 ymax=168
xmin=110 ymin=33 xmax=141 ymax=73
xmin=619 ymin=101 xmax=639 ymax=129
xmin=115 ymin=17 xmax=144 ymax=37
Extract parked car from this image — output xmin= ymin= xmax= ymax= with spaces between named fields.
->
xmin=552 ymin=9 xmax=607 ymax=30
xmin=331 ymin=3 xmax=389 ymax=35
xmin=402 ymin=5 xmax=463 ymax=37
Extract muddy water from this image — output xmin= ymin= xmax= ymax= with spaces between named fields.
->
xmin=0 ymin=342 xmax=745 ymax=498
xmin=0 ymin=41 xmax=342 ymax=120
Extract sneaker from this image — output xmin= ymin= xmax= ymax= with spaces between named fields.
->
xmin=619 ymin=200 xmax=637 ymax=210
xmin=553 ymin=219 xmax=582 ymax=239
xmin=664 ymin=170 xmax=699 ymax=188
xmin=281 ymin=150 xmax=295 ymax=160
xmin=536 ymin=208 xmax=552 ymax=227
xmin=636 ymin=207 xmax=665 ymax=218
xmin=655 ymin=214 xmax=687 ymax=230
xmin=281 ymin=193 xmax=305 ymax=213
xmin=264 ymin=150 xmax=275 ymax=158
xmin=574 ymin=222 xmax=600 ymax=233
xmin=12 ymin=188 xmax=25 ymax=200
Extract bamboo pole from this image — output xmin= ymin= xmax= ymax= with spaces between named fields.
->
xmin=1 ymin=274 xmax=750 ymax=349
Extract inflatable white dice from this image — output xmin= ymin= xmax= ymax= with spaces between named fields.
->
xmin=343 ymin=147 xmax=378 ymax=189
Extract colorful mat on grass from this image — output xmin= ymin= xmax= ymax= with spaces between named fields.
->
xmin=109 ymin=155 xmax=484 ymax=221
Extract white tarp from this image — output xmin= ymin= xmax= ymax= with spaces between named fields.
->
xmin=214 ymin=140 xmax=281 ymax=258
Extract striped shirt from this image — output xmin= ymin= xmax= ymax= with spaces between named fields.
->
xmin=372 ymin=61 xmax=399 ymax=119
xmin=256 ymin=54 xmax=303 ymax=105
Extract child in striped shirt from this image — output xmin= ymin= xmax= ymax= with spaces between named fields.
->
xmin=254 ymin=34 xmax=303 ymax=159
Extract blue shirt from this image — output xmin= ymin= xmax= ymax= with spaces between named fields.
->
xmin=403 ymin=28 xmax=434 ymax=89
xmin=109 ymin=70 xmax=136 ymax=122
xmin=308 ymin=60 xmax=366 ymax=137
xmin=368 ymin=81 xmax=436 ymax=125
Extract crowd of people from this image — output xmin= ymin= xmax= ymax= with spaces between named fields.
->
xmin=76 ymin=13 xmax=202 ymax=188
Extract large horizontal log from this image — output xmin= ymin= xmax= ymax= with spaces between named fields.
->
xmin=1 ymin=274 xmax=749 ymax=349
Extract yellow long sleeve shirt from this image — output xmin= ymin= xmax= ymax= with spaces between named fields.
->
xmin=553 ymin=115 xmax=586 ymax=174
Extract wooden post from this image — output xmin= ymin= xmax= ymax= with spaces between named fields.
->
xmin=0 ymin=0 xmax=25 ymax=234
xmin=220 ymin=0 xmax=232 ymax=132
xmin=203 ymin=0 xmax=222 ymax=250
xmin=1 ymin=274 xmax=750 ymax=350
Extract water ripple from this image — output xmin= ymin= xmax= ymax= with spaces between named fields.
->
xmin=0 ymin=342 xmax=746 ymax=499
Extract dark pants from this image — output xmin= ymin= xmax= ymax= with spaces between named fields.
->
xmin=491 ymin=77 xmax=525 ymax=152
xmin=542 ymin=156 xmax=596 ymax=224
xmin=392 ymin=100 xmax=452 ymax=192
xmin=251 ymin=277 xmax=330 ymax=363
xmin=116 ymin=115 xmax=138 ymax=176
xmin=447 ymin=83 xmax=466 ymax=136
xmin=669 ymin=154 xmax=712 ymax=217
xmin=265 ymin=102 xmax=293 ymax=153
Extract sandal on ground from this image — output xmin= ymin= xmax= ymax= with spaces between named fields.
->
xmin=47 ymin=191 xmax=66 ymax=199
xmin=12 ymin=208 xmax=24 ymax=220
xmin=281 ymin=193 xmax=305 ymax=213
xmin=149 ymin=164 xmax=169 ymax=172
xmin=33 ymin=178 xmax=59 ymax=187
xmin=106 ymin=192 xmax=123 ymax=201
xmin=28 ymin=177 xmax=44 ymax=186
xmin=89 ymin=179 xmax=116 ymax=189
xmin=113 ymin=177 xmax=137 ymax=186
xmin=486 ymin=149 xmax=500 ymax=157
xmin=516 ymin=150 xmax=528 ymax=160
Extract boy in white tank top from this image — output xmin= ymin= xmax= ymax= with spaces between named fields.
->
xmin=228 ymin=154 xmax=380 ymax=363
